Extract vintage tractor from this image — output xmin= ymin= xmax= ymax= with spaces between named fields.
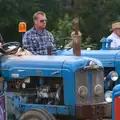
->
xmin=18 ymin=21 xmax=120 ymax=97
xmin=57 ymin=37 xmax=120 ymax=96
xmin=0 ymin=41 xmax=112 ymax=120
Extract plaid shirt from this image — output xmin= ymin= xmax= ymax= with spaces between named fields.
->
xmin=22 ymin=27 xmax=56 ymax=55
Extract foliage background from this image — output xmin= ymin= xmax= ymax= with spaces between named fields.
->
xmin=0 ymin=0 xmax=120 ymax=49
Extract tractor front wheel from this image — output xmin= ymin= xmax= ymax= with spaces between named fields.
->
xmin=19 ymin=108 xmax=56 ymax=120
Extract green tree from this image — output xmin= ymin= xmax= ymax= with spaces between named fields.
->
xmin=1 ymin=0 xmax=120 ymax=49
xmin=52 ymin=14 xmax=73 ymax=48
xmin=0 ymin=0 xmax=61 ymax=43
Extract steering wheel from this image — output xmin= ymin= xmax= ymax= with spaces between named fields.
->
xmin=56 ymin=37 xmax=72 ymax=50
xmin=0 ymin=42 xmax=20 ymax=55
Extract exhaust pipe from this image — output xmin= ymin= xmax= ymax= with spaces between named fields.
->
xmin=71 ymin=17 xmax=82 ymax=56
xmin=47 ymin=42 xmax=53 ymax=55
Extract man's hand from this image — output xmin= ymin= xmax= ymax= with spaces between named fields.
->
xmin=5 ymin=46 xmax=17 ymax=52
xmin=14 ymin=48 xmax=33 ymax=56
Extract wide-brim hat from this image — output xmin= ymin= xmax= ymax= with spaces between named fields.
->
xmin=110 ymin=22 xmax=120 ymax=31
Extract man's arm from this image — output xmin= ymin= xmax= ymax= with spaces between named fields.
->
xmin=49 ymin=33 xmax=56 ymax=55
xmin=22 ymin=32 xmax=37 ymax=55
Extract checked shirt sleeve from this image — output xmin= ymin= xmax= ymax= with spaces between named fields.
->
xmin=22 ymin=32 xmax=37 ymax=55
xmin=49 ymin=33 xmax=56 ymax=55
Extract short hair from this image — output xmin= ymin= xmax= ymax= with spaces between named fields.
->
xmin=112 ymin=20 xmax=120 ymax=24
xmin=33 ymin=11 xmax=46 ymax=21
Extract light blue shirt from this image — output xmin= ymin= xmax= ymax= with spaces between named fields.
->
xmin=107 ymin=32 xmax=120 ymax=48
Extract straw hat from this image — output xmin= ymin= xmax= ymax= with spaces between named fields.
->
xmin=111 ymin=22 xmax=120 ymax=31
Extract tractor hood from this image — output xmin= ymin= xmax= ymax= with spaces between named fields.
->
xmin=0 ymin=55 xmax=96 ymax=79
xmin=57 ymin=49 xmax=120 ymax=67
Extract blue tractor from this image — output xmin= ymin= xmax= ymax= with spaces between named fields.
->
xmin=0 ymin=42 xmax=111 ymax=120
xmin=57 ymin=38 xmax=120 ymax=97
xmin=18 ymin=21 xmax=119 ymax=98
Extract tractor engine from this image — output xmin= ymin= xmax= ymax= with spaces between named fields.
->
xmin=36 ymin=85 xmax=62 ymax=104
xmin=7 ymin=76 xmax=64 ymax=105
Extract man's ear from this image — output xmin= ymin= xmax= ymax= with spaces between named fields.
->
xmin=34 ymin=20 xmax=37 ymax=25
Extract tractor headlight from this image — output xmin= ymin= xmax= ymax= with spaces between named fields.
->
xmin=105 ymin=71 xmax=118 ymax=90
xmin=110 ymin=71 xmax=118 ymax=81
xmin=105 ymin=91 xmax=112 ymax=103
xmin=94 ymin=84 xmax=103 ymax=96
xmin=78 ymin=86 xmax=88 ymax=97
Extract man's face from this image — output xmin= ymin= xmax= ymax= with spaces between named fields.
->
xmin=114 ymin=28 xmax=120 ymax=37
xmin=35 ymin=14 xmax=47 ymax=29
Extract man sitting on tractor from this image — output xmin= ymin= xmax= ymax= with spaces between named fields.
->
xmin=22 ymin=11 xmax=56 ymax=55
xmin=107 ymin=22 xmax=120 ymax=48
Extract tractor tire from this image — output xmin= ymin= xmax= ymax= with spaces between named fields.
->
xmin=42 ymin=109 xmax=56 ymax=120
xmin=19 ymin=108 xmax=56 ymax=120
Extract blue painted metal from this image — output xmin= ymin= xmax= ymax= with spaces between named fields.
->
xmin=2 ymin=33 xmax=115 ymax=119
xmin=61 ymin=69 xmax=75 ymax=107
xmin=0 ymin=54 xmax=105 ymax=119
xmin=100 ymin=37 xmax=113 ymax=50
xmin=7 ymin=92 xmax=27 ymax=119
xmin=57 ymin=38 xmax=120 ymax=90
xmin=57 ymin=49 xmax=118 ymax=67
xmin=20 ymin=104 xmax=74 ymax=116
xmin=11 ymin=96 xmax=21 ymax=109
xmin=40 ymin=78 xmax=44 ymax=84
xmin=107 ymin=39 xmax=113 ymax=49
xmin=100 ymin=37 xmax=107 ymax=50
xmin=1 ymin=55 xmax=101 ymax=79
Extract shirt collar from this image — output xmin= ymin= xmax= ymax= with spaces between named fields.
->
xmin=31 ymin=27 xmax=45 ymax=35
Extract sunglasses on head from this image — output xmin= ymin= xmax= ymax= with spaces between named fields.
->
xmin=40 ymin=19 xmax=47 ymax=23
